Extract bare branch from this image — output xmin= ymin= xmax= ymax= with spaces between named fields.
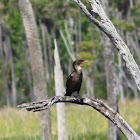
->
xmin=59 ymin=28 xmax=76 ymax=61
xmin=71 ymin=0 xmax=140 ymax=91
xmin=18 ymin=96 xmax=140 ymax=140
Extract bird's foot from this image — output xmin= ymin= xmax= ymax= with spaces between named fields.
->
xmin=73 ymin=95 xmax=83 ymax=101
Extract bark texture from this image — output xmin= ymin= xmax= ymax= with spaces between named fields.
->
xmin=104 ymin=37 xmax=118 ymax=140
xmin=40 ymin=22 xmax=50 ymax=82
xmin=18 ymin=0 xmax=52 ymax=139
xmin=54 ymin=39 xmax=68 ymax=140
xmin=18 ymin=96 xmax=140 ymax=140
xmin=71 ymin=0 xmax=140 ymax=91
xmin=22 ymin=41 xmax=34 ymax=101
xmin=45 ymin=25 xmax=53 ymax=78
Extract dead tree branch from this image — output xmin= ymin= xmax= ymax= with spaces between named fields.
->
xmin=71 ymin=0 xmax=140 ymax=91
xmin=18 ymin=96 xmax=140 ymax=140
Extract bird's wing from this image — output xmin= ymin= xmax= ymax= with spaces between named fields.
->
xmin=66 ymin=74 xmax=73 ymax=88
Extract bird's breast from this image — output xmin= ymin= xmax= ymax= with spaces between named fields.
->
xmin=72 ymin=71 xmax=82 ymax=82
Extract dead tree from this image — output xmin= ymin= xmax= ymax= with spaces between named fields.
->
xmin=101 ymin=0 xmax=118 ymax=139
xmin=71 ymin=0 xmax=140 ymax=91
xmin=0 ymin=25 xmax=11 ymax=106
xmin=4 ymin=27 xmax=17 ymax=107
xmin=54 ymin=39 xmax=68 ymax=140
xmin=18 ymin=0 xmax=52 ymax=139
xmin=18 ymin=96 xmax=140 ymax=140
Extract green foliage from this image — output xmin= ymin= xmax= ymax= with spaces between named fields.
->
xmin=113 ymin=20 xmax=135 ymax=31
xmin=79 ymin=41 xmax=97 ymax=67
xmin=113 ymin=20 xmax=124 ymax=28
xmin=131 ymin=4 xmax=140 ymax=27
xmin=79 ymin=41 xmax=96 ymax=52
xmin=122 ymin=22 xmax=135 ymax=31
xmin=94 ymin=73 xmax=107 ymax=99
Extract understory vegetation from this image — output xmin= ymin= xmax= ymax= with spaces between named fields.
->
xmin=0 ymin=100 xmax=140 ymax=140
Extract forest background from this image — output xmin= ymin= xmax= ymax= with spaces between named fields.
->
xmin=0 ymin=0 xmax=140 ymax=139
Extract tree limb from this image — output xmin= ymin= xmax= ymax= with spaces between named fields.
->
xmin=18 ymin=96 xmax=140 ymax=140
xmin=59 ymin=27 xmax=76 ymax=61
xmin=71 ymin=0 xmax=140 ymax=91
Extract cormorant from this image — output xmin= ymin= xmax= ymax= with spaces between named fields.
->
xmin=65 ymin=60 xmax=88 ymax=97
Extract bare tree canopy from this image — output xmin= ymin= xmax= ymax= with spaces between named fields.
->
xmin=71 ymin=0 xmax=140 ymax=91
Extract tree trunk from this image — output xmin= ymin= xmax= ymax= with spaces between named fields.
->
xmin=18 ymin=0 xmax=52 ymax=139
xmin=22 ymin=41 xmax=34 ymax=101
xmin=95 ymin=26 xmax=104 ymax=44
xmin=75 ymin=24 xmax=79 ymax=57
xmin=101 ymin=0 xmax=118 ymax=140
xmin=104 ymin=41 xmax=118 ymax=140
xmin=118 ymin=54 xmax=124 ymax=100
xmin=83 ymin=70 xmax=94 ymax=98
xmin=90 ymin=22 xmax=94 ymax=43
xmin=54 ymin=39 xmax=68 ymax=140
xmin=90 ymin=71 xmax=95 ymax=98
xmin=40 ymin=22 xmax=50 ymax=82
xmin=45 ymin=25 xmax=53 ymax=78
xmin=116 ymin=17 xmax=124 ymax=101
xmin=0 ymin=25 xmax=11 ymax=107
xmin=4 ymin=27 xmax=17 ymax=107
xmin=78 ymin=8 xmax=82 ymax=43
xmin=64 ymin=19 xmax=74 ymax=55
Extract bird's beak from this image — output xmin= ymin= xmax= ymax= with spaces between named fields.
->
xmin=80 ymin=60 xmax=88 ymax=65
xmin=84 ymin=60 xmax=89 ymax=63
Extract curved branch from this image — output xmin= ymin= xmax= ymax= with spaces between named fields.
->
xmin=18 ymin=96 xmax=140 ymax=140
xmin=71 ymin=0 xmax=140 ymax=91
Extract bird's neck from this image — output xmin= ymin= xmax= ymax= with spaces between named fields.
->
xmin=74 ymin=65 xmax=82 ymax=72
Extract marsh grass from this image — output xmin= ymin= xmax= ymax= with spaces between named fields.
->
xmin=0 ymin=100 xmax=140 ymax=140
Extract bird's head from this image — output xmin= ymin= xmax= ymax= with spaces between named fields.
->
xmin=73 ymin=60 xmax=88 ymax=71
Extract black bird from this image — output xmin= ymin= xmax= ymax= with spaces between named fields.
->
xmin=65 ymin=60 xmax=88 ymax=97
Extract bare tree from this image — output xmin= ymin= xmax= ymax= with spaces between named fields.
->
xmin=22 ymin=41 xmax=34 ymax=101
xmin=64 ymin=19 xmax=75 ymax=55
xmin=18 ymin=0 xmax=52 ymax=139
xmin=45 ymin=25 xmax=53 ymax=78
xmin=118 ymin=53 xmax=124 ymax=100
xmin=3 ymin=27 xmax=17 ymax=107
xmin=0 ymin=25 xmax=11 ymax=106
xmin=78 ymin=8 xmax=82 ymax=43
xmin=40 ymin=21 xmax=50 ymax=82
xmin=71 ymin=0 xmax=140 ymax=91
xmin=54 ymin=39 xmax=68 ymax=140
